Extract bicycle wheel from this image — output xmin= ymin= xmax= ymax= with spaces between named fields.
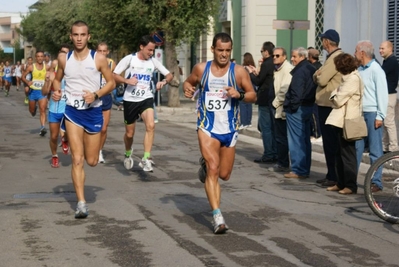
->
xmin=364 ymin=151 xmax=399 ymax=223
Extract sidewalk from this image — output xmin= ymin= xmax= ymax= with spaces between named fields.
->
xmin=156 ymin=98 xmax=326 ymax=151
xmin=156 ymin=98 xmax=373 ymax=166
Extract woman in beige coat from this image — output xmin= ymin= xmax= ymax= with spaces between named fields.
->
xmin=325 ymin=53 xmax=364 ymax=194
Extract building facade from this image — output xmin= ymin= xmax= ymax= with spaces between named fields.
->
xmin=0 ymin=13 xmax=25 ymax=50
xmin=179 ymin=0 xmax=398 ymax=70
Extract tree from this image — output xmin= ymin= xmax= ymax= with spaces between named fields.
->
xmin=19 ymin=0 xmax=150 ymax=57
xmin=19 ymin=0 xmax=85 ymax=55
xmin=135 ymin=0 xmax=219 ymax=107
xmin=18 ymin=0 xmax=219 ymax=106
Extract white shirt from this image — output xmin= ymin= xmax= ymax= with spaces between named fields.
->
xmin=113 ymin=53 xmax=170 ymax=102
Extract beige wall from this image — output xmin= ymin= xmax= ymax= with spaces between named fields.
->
xmin=241 ymin=0 xmax=277 ymax=66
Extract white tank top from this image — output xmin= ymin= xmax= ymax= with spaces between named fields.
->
xmin=64 ymin=50 xmax=102 ymax=109
xmin=15 ymin=65 xmax=22 ymax=76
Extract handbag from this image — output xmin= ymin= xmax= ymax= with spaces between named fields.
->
xmin=342 ymin=76 xmax=367 ymax=141
xmin=343 ymin=116 xmax=367 ymax=141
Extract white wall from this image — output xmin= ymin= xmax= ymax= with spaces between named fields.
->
xmin=324 ymin=0 xmax=387 ymax=62
xmin=241 ymin=0 xmax=277 ymax=66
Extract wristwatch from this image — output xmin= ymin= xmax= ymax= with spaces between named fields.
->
xmin=94 ymin=92 xmax=99 ymax=100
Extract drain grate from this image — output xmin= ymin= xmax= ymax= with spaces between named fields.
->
xmin=13 ymin=191 xmax=76 ymax=199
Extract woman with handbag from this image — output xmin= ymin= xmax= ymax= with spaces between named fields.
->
xmin=325 ymin=53 xmax=365 ymax=194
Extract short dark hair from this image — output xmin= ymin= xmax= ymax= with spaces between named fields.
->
xmin=58 ymin=44 xmax=71 ymax=53
xmin=212 ymin=32 xmax=233 ymax=48
xmin=139 ymin=35 xmax=156 ymax=48
xmin=334 ymin=53 xmax=358 ymax=75
xmin=71 ymin=20 xmax=89 ymax=33
xmin=262 ymin=41 xmax=275 ymax=56
xmin=36 ymin=50 xmax=44 ymax=55
xmin=60 ymin=43 xmax=70 ymax=51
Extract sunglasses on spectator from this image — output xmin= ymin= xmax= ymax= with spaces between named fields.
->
xmin=273 ymin=54 xmax=281 ymax=58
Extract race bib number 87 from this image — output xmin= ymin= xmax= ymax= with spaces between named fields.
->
xmin=205 ymin=91 xmax=231 ymax=111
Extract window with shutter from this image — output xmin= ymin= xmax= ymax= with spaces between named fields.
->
xmin=315 ymin=0 xmax=324 ymax=53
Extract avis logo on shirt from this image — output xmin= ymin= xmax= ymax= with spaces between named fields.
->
xmin=132 ymin=74 xmax=151 ymax=81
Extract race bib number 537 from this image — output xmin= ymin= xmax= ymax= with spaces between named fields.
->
xmin=205 ymin=91 xmax=231 ymax=111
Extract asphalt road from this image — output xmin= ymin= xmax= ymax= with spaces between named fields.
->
xmin=1 ymin=87 xmax=398 ymax=267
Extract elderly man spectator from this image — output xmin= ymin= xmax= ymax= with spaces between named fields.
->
xmin=247 ymin=41 xmax=277 ymax=163
xmin=314 ymin=29 xmax=344 ymax=187
xmin=283 ymin=47 xmax=317 ymax=179
xmin=269 ymin=47 xmax=293 ymax=172
xmin=308 ymin=49 xmax=322 ymax=70
xmin=355 ymin=40 xmax=388 ymax=192
xmin=379 ymin=41 xmax=399 ymax=153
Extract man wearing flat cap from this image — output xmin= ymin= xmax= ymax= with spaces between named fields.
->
xmin=313 ymin=29 xmax=344 ymax=187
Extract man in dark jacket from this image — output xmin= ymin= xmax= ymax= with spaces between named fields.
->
xmin=283 ymin=47 xmax=317 ymax=179
xmin=247 ymin=41 xmax=277 ymax=163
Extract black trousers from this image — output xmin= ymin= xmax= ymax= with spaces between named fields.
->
xmin=274 ymin=117 xmax=289 ymax=167
xmin=318 ymin=106 xmax=338 ymax=181
xmin=334 ymin=127 xmax=358 ymax=192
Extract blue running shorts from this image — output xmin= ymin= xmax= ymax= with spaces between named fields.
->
xmin=29 ymin=89 xmax=46 ymax=101
xmin=100 ymin=93 xmax=112 ymax=111
xmin=198 ymin=128 xmax=238 ymax=147
xmin=61 ymin=105 xmax=103 ymax=134
xmin=48 ymin=111 xmax=64 ymax=124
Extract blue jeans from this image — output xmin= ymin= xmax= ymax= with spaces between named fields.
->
xmin=258 ymin=105 xmax=277 ymax=159
xmin=286 ymin=106 xmax=313 ymax=176
xmin=356 ymin=112 xmax=384 ymax=189
xmin=239 ymin=102 xmax=252 ymax=126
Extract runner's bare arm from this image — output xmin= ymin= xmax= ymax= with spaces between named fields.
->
xmin=52 ymin=53 xmax=66 ymax=101
xmin=183 ymin=63 xmax=205 ymax=98
xmin=21 ymin=65 xmax=33 ymax=86
xmin=41 ymin=72 xmax=55 ymax=96
xmin=236 ymin=65 xmax=257 ymax=103
xmin=96 ymin=54 xmax=115 ymax=97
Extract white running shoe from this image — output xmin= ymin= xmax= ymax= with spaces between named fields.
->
xmin=124 ymin=154 xmax=134 ymax=170
xmin=212 ymin=213 xmax=229 ymax=234
xmin=139 ymin=158 xmax=154 ymax=172
xmin=99 ymin=150 xmax=105 ymax=163
xmin=75 ymin=201 xmax=89 ymax=219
